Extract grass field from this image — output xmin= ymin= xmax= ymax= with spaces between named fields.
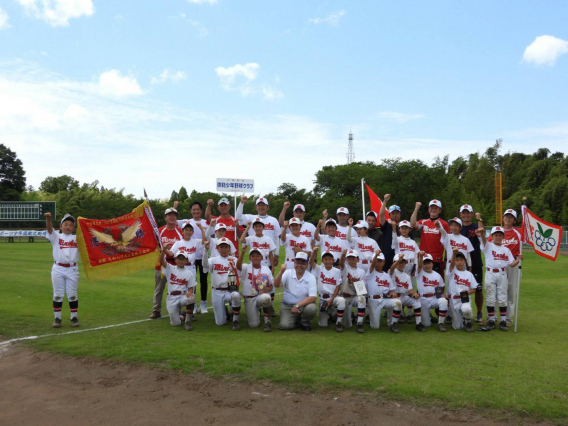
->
xmin=1 ymin=242 xmax=567 ymax=423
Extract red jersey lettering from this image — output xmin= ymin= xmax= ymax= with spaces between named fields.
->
xmin=170 ymin=273 xmax=188 ymax=286
xmin=453 ymin=274 xmax=473 ymax=288
xmin=422 ymin=276 xmax=438 ymax=287
xmin=58 ymin=239 xmax=78 ymax=248
xmin=320 ymin=274 xmax=338 ymax=285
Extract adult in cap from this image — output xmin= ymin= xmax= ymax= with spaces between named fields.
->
xmin=334 ymin=207 xmax=350 ymax=241
xmin=278 ymin=202 xmax=317 ymax=246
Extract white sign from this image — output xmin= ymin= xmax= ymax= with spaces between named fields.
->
xmin=216 ymin=178 xmax=255 ymax=193
xmin=0 ymin=230 xmax=48 ymax=237
xmin=353 ymin=280 xmax=368 ymax=296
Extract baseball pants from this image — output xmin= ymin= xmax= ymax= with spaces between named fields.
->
xmin=152 ymin=270 xmax=167 ymax=313
xmin=449 ymin=298 xmax=473 ymax=330
xmin=279 ymin=302 xmax=317 ymax=330
xmin=368 ymin=297 xmax=402 ymax=329
xmin=166 ymin=294 xmax=195 ymax=326
xmin=211 ymin=289 xmax=241 ymax=325
xmin=485 ymin=270 xmax=508 ymax=309
xmin=506 ymin=263 xmax=521 ymax=321
xmin=318 ymin=296 xmax=346 ymax=327
xmin=399 ymin=295 xmax=422 ymax=324
xmin=244 ymin=293 xmax=272 ymax=328
xmin=420 ymin=297 xmax=448 ymax=327
xmin=52 ymin=265 xmax=79 ymax=301
xmin=341 ymin=295 xmax=367 ymax=328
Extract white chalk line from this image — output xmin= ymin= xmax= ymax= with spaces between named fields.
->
xmin=0 ymin=290 xmax=285 ymax=348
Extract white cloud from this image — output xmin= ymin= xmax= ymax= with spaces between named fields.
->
xmin=309 ymin=10 xmax=346 ymax=26
xmin=523 ymin=35 xmax=568 ymax=66
xmin=0 ymin=7 xmax=11 ymax=30
xmin=187 ymin=0 xmax=217 ymax=4
xmin=151 ymin=69 xmax=187 ymax=85
xmin=262 ymin=84 xmax=283 ymax=101
xmin=18 ymin=0 xmax=94 ymax=27
xmin=187 ymin=19 xmax=208 ymax=37
xmin=379 ymin=111 xmax=424 ymax=123
xmin=215 ymin=63 xmax=260 ymax=96
xmin=98 ymin=70 xmax=144 ymax=97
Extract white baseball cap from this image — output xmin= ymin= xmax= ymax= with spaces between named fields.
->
xmin=321 ymin=251 xmax=334 ymax=259
xmin=293 ymin=204 xmax=305 ymax=212
xmin=249 ymin=248 xmax=262 ymax=256
xmin=399 ymin=220 xmax=411 ymax=228
xmin=460 ymin=204 xmax=473 ymax=212
xmin=60 ymin=213 xmax=75 ymax=226
xmin=423 ymin=253 xmax=434 ymax=262
xmin=353 ymin=220 xmax=369 ymax=229
xmin=346 ymin=249 xmax=359 ymax=258
xmin=252 ymin=217 xmax=264 ymax=226
xmin=336 ymin=207 xmax=349 ymax=215
xmin=448 ymin=217 xmax=463 ymax=227
xmin=429 ymin=199 xmax=442 ymax=208
xmin=164 ymin=208 xmax=178 ymax=216
xmin=214 ymin=223 xmax=227 ymax=231
xmin=289 ymin=217 xmax=302 ymax=226
xmin=175 ymin=251 xmax=190 ymax=259
xmin=503 ymin=209 xmax=517 ymax=219
xmin=375 ymin=252 xmax=385 ymax=260
xmin=218 ymin=197 xmax=230 ymax=205
xmin=256 ymin=197 xmax=269 ymax=205
xmin=366 ymin=210 xmax=377 ymax=218
xmin=325 ymin=218 xmax=337 ymax=226
xmin=294 ymin=252 xmax=309 ymax=261
xmin=491 ymin=226 xmax=505 ymax=235
xmin=388 ymin=205 xmax=401 ymax=213
xmin=216 ymin=237 xmax=232 ymax=246
xmin=181 ymin=221 xmax=194 ymax=230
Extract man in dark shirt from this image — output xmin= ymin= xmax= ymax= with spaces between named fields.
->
xmin=366 ymin=211 xmax=384 ymax=249
xmin=459 ymin=204 xmax=484 ymax=322
xmin=378 ymin=194 xmax=401 ymax=273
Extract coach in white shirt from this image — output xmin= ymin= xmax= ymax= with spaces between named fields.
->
xmin=274 ymin=252 xmax=317 ymax=331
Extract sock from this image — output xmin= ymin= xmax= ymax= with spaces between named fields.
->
xmin=186 ymin=304 xmax=194 ymax=317
xmin=336 ymin=309 xmax=344 ymax=321
xmin=438 ymin=310 xmax=447 ymax=324
xmin=414 ymin=307 xmax=421 ymax=324
xmin=263 ymin=307 xmax=272 ymax=322
xmin=487 ymin=306 xmax=495 ymax=321
xmin=357 ymin=307 xmax=365 ymax=324
xmin=69 ymin=300 xmax=78 ymax=319
xmin=392 ymin=309 xmax=401 ymax=323
xmin=232 ymin=305 xmax=240 ymax=322
xmin=53 ymin=300 xmax=63 ymax=319
xmin=499 ymin=306 xmax=507 ymax=322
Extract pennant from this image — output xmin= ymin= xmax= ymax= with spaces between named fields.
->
xmin=521 ymin=205 xmax=562 ymax=261
xmin=364 ymin=183 xmax=389 ymax=220
xmin=76 ymin=200 xmax=160 ymax=281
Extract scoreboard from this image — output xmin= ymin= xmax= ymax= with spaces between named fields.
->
xmin=0 ymin=201 xmax=56 ymax=221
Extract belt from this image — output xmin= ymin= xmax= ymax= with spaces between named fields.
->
xmin=244 ymin=295 xmax=256 ymax=299
xmin=169 ymin=291 xmax=182 ymax=296
xmin=343 ymin=293 xmax=354 ymax=298
xmin=371 ymin=295 xmax=382 ymax=300
xmin=54 ymin=261 xmax=76 ymax=267
xmin=396 ymin=293 xmax=402 ymax=297
xmin=321 ymin=294 xmax=331 ymax=299
xmin=421 ymin=293 xmax=435 ymax=298
xmin=486 ymin=267 xmax=505 ymax=273
xmin=452 ymin=295 xmax=461 ymax=299
xmin=214 ymin=287 xmax=228 ymax=291
xmin=361 ymin=260 xmax=369 ymax=264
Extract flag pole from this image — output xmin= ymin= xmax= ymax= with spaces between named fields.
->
xmin=143 ymin=188 xmax=163 ymax=250
xmin=361 ymin=178 xmax=366 ymax=221
xmin=514 ymin=198 xmax=527 ymax=333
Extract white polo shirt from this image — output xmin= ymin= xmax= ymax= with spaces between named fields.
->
xmin=281 ymin=269 xmax=317 ymax=305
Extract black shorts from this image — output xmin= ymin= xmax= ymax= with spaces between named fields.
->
xmin=472 ymin=266 xmax=483 ymax=291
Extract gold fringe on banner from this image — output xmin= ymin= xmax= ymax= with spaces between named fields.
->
xmin=76 ymin=200 xmax=160 ymax=282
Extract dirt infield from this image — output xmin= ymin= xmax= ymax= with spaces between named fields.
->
xmin=0 ymin=344 xmax=551 ymax=426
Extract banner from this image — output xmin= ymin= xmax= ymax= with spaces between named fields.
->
xmin=76 ymin=200 xmax=160 ymax=281
xmin=364 ymin=183 xmax=389 ymax=221
xmin=0 ymin=230 xmax=47 ymax=237
xmin=521 ymin=205 xmax=562 ymax=261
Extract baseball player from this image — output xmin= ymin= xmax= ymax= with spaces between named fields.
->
xmin=334 ymin=207 xmax=350 ymax=241
xmin=389 ymin=254 xmax=425 ymax=331
xmin=281 ymin=217 xmax=312 ymax=269
xmin=436 ymin=218 xmax=474 ymax=279
xmin=378 ymin=194 xmax=401 ymax=272
xmin=309 ymin=247 xmax=345 ymax=332
xmin=338 ymin=249 xmax=367 ymax=333
xmin=447 ymin=248 xmax=477 ymax=332
xmin=159 ymin=248 xmax=197 ymax=330
xmin=390 ymin=220 xmax=419 ymax=275
xmin=205 ymin=197 xmax=242 ymax=255
xmin=240 ymin=218 xmax=276 ymax=269
xmin=416 ymin=251 xmax=448 ymax=332
xmin=202 ymin=237 xmax=242 ymax=331
xmin=346 ymin=218 xmax=380 ymax=273
xmin=366 ymin=250 xmax=403 ymax=333
xmin=314 ymin=217 xmax=349 ymax=264
xmin=44 ymin=212 xmax=80 ymax=328
xmin=477 ymin=226 xmax=522 ymax=331
xmin=203 ymin=219 xmax=236 ymax=257
xmin=167 ymin=222 xmax=205 ymax=277
xmin=410 ymin=200 xmax=449 ymax=276
xmin=236 ymin=245 xmax=274 ymax=332
xmin=278 ymin=202 xmax=317 ymax=246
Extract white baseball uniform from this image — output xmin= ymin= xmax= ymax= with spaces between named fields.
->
xmin=347 ymin=234 xmax=379 ymax=273
xmin=416 ymin=269 xmax=448 ymax=327
xmin=390 ymin=268 xmax=421 ymax=323
xmin=481 ymin=240 xmax=515 ymax=321
xmin=447 ymin=267 xmax=477 ymax=329
xmin=340 ymin=265 xmax=367 ymax=328
xmin=440 ymin=228 xmax=474 ymax=277
xmin=286 ymin=221 xmax=317 ymax=246
xmin=365 ymin=270 xmax=402 ymax=329
xmin=46 ymin=230 xmax=79 ymax=318
xmin=164 ymin=263 xmax=197 ymax=326
xmin=391 ymin=234 xmax=419 ymax=275
xmin=236 ymin=204 xmax=281 ymax=256
xmin=206 ymin=235 xmax=236 ymax=258
xmin=239 ymin=263 xmax=274 ymax=328
xmin=281 ymin=233 xmax=312 ymax=269
xmin=170 ymin=239 xmax=203 ymax=276
xmin=317 ymin=235 xmax=348 ymax=263
xmin=311 ymin=264 xmax=344 ymax=327
xmin=202 ymin=254 xmax=242 ymax=325
xmin=335 ymin=224 xmax=349 ymax=241
xmin=245 ymin=235 xmax=276 ymax=268
xmin=177 ymin=219 xmax=209 ymax=261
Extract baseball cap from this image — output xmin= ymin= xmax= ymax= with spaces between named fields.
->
xmin=321 ymin=251 xmax=334 ymax=259
xmin=60 ymin=213 xmax=75 ymax=226
xmin=448 ymin=217 xmax=463 ymax=227
xmin=214 ymin=223 xmax=227 ymax=231
xmin=353 ymin=220 xmax=369 ymax=229
xmin=388 ymin=205 xmax=401 ymax=213
xmin=366 ymin=210 xmax=378 ymax=218
xmin=256 ymin=197 xmax=269 ymax=205
xmin=175 ymin=251 xmax=189 ymax=259
xmin=293 ymin=204 xmax=305 ymax=212
xmin=294 ymin=252 xmax=309 ymax=261
xmin=216 ymin=237 xmax=231 ymax=246
xmin=249 ymin=248 xmax=262 ymax=256
xmin=181 ymin=221 xmax=194 ymax=230
xmin=460 ymin=204 xmax=473 ymax=212
xmin=289 ymin=217 xmax=302 ymax=226
xmin=375 ymin=252 xmax=385 ymax=260
xmin=429 ymin=199 xmax=442 ymax=208
xmin=336 ymin=207 xmax=349 ymax=215
xmin=218 ymin=197 xmax=230 ymax=205
xmin=491 ymin=226 xmax=505 ymax=235
xmin=252 ymin=217 xmax=264 ymax=226
xmin=423 ymin=253 xmax=434 ymax=262
xmin=325 ymin=218 xmax=337 ymax=226
xmin=164 ymin=208 xmax=178 ymax=216
xmin=399 ymin=220 xmax=411 ymax=228
xmin=346 ymin=249 xmax=359 ymax=258
xmin=503 ymin=209 xmax=517 ymax=219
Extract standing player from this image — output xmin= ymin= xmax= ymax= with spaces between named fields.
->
xmin=389 ymin=254 xmax=425 ymax=331
xmin=203 ymin=219 xmax=236 ymax=257
xmin=334 ymin=207 xmax=350 ymax=241
xmin=167 ymin=222 xmax=204 ymax=277
xmin=44 ymin=212 xmax=80 ymax=328
xmin=309 ymin=247 xmax=345 ymax=332
xmin=390 ymin=220 xmax=419 ymax=275
xmin=410 ymin=200 xmax=449 ymax=276
xmin=236 ymin=246 xmax=274 ymax=332
xmin=416 ymin=251 xmax=448 ymax=332
xmin=346 ymin=218 xmax=379 ymax=273
xmin=205 ymin=197 xmax=242 ymax=255
xmin=338 ymin=249 xmax=367 ymax=333
xmin=240 ymin=218 xmax=276 ymax=269
xmin=436 ymin=218 xmax=474 ymax=279
xmin=150 ymin=208 xmax=183 ymax=320
xmin=278 ymin=202 xmax=316 ymax=246
xmin=314 ymin=217 xmax=349 ymax=264
xmin=447 ymin=248 xmax=477 ymax=332
xmin=459 ymin=205 xmax=485 ymax=322
xmin=378 ymin=194 xmax=402 ymax=272
xmin=280 ymin=217 xmax=312 ymax=269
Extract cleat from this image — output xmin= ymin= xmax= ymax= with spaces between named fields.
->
xmin=437 ymin=323 xmax=447 ymax=332
xmin=406 ymin=315 xmax=413 ymax=324
xmin=300 ymin=323 xmax=312 ymax=331
xmin=263 ymin=321 xmax=272 ymax=332
xmin=336 ymin=322 xmax=344 ymax=333
xmin=184 ymin=319 xmax=193 ymax=331
xmin=475 ymin=312 xmax=483 ymax=323
xmin=149 ymin=311 xmax=161 ymax=319
xmin=505 ymin=319 xmax=513 ymax=328
xmin=465 ymin=321 xmax=474 ymax=333
xmin=52 ymin=318 xmax=62 ymax=328
xmin=390 ymin=323 xmax=399 ymax=334
xmin=487 ymin=320 xmax=496 ymax=330
xmin=200 ymin=301 xmax=208 ymax=314
xmin=232 ymin=320 xmax=241 ymax=331
xmin=499 ymin=320 xmax=508 ymax=332
xmin=416 ymin=323 xmax=426 ymax=332
xmin=70 ymin=317 xmax=80 ymax=327
xmin=356 ymin=323 xmax=364 ymax=334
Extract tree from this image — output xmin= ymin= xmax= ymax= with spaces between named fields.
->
xmin=39 ymin=175 xmax=80 ymax=193
xmin=178 ymin=186 xmax=189 ymax=202
xmin=0 ymin=144 xmax=26 ymax=201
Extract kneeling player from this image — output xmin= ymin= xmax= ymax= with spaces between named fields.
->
xmin=447 ymin=248 xmax=477 ymax=332
xmin=159 ymin=249 xmax=197 ymax=330
xmin=237 ymin=246 xmax=274 ymax=332
xmin=339 ymin=249 xmax=367 ymax=333
xmin=389 ymin=254 xmax=425 ymax=332
xmin=416 ymin=251 xmax=448 ymax=332
xmin=366 ymin=251 xmax=403 ymax=333
xmin=309 ymin=247 xmax=345 ymax=332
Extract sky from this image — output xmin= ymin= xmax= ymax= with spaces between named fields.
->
xmin=1 ymin=0 xmax=567 ymax=200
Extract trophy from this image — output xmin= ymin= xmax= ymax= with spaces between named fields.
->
xmin=228 ymin=268 xmax=238 ymax=292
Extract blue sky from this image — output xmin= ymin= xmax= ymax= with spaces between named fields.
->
xmin=1 ymin=0 xmax=567 ymax=199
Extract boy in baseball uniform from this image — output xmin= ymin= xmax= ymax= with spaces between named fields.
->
xmin=366 ymin=250 xmax=403 ymax=333
xmin=339 ymin=249 xmax=367 ymax=333
xmin=203 ymin=219 xmax=236 ymax=257
xmin=237 ymin=245 xmax=274 ymax=332
xmin=281 ymin=217 xmax=312 ymax=269
xmin=389 ymin=254 xmax=425 ymax=331
xmin=477 ymin=226 xmax=522 ymax=331
xmin=416 ymin=251 xmax=448 ymax=332
xmin=240 ymin=217 xmax=276 ymax=269
xmin=314 ymin=218 xmax=349 ymax=264
xmin=447 ymin=248 xmax=477 ymax=332
xmin=347 ymin=218 xmax=379 ymax=273
xmin=203 ymin=237 xmax=242 ymax=331
xmin=279 ymin=202 xmax=316 ymax=246
xmin=436 ymin=218 xmax=474 ymax=281
xmin=390 ymin=220 xmax=419 ymax=276
xmin=159 ymin=248 xmax=197 ymax=330
xmin=45 ymin=212 xmax=80 ymax=328
xmin=167 ymin=222 xmax=207 ymax=278
xmin=309 ymin=247 xmax=345 ymax=332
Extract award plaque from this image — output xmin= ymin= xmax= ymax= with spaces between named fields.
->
xmin=353 ymin=280 xmax=368 ymax=296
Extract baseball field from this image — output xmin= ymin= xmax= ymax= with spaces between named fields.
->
xmin=1 ymin=242 xmax=567 ymax=424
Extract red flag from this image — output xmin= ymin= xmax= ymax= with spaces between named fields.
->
xmin=364 ymin=183 xmax=389 ymax=221
xmin=521 ymin=206 xmax=563 ymax=261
